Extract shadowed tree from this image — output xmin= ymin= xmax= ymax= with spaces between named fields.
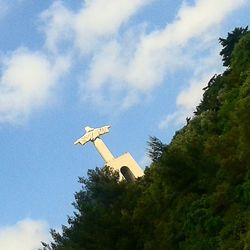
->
xmin=219 ymin=26 xmax=248 ymax=67
xmin=147 ymin=136 xmax=167 ymax=163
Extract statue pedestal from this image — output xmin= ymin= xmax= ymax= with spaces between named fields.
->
xmin=106 ymin=152 xmax=144 ymax=182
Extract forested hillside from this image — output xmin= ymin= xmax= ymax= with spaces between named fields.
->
xmin=41 ymin=27 xmax=250 ymax=250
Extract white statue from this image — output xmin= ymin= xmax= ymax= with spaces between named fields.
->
xmin=74 ymin=124 xmax=144 ymax=181
xmin=74 ymin=125 xmax=114 ymax=163
xmin=74 ymin=125 xmax=111 ymax=145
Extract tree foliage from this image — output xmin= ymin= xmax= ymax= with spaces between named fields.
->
xmin=219 ymin=26 xmax=248 ymax=67
xmin=41 ymin=27 xmax=250 ymax=250
xmin=147 ymin=136 xmax=167 ymax=163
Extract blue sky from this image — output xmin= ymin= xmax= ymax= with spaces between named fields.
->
xmin=0 ymin=0 xmax=249 ymax=249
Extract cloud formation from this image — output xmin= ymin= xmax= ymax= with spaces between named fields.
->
xmin=0 ymin=219 xmax=49 ymax=250
xmin=0 ymin=0 xmax=248 ymax=123
xmin=41 ymin=0 xmax=152 ymax=54
xmin=81 ymin=0 xmax=246 ymax=110
xmin=159 ymin=50 xmax=222 ymax=129
xmin=0 ymin=49 xmax=70 ymax=123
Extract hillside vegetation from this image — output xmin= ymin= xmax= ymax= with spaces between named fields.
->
xmin=41 ymin=27 xmax=250 ymax=250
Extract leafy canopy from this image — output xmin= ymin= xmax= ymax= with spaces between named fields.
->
xmin=41 ymin=27 xmax=250 ymax=250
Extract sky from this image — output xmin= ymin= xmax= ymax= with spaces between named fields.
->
xmin=0 ymin=0 xmax=249 ymax=249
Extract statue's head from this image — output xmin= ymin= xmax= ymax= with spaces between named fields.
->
xmin=85 ymin=126 xmax=94 ymax=132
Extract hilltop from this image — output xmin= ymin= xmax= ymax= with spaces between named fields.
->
xmin=41 ymin=27 xmax=250 ymax=250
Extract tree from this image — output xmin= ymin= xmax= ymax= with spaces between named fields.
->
xmin=147 ymin=136 xmax=167 ymax=163
xmin=41 ymin=28 xmax=250 ymax=250
xmin=219 ymin=26 xmax=248 ymax=67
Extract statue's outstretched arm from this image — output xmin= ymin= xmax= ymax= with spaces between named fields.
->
xmin=98 ymin=125 xmax=111 ymax=136
xmin=74 ymin=134 xmax=90 ymax=145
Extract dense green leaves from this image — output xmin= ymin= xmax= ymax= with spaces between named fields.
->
xmin=41 ymin=28 xmax=250 ymax=250
xmin=219 ymin=26 xmax=248 ymax=67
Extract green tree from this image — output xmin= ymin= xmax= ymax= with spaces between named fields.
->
xmin=147 ymin=136 xmax=167 ymax=163
xmin=219 ymin=26 xmax=248 ymax=67
xmin=41 ymin=28 xmax=250 ymax=250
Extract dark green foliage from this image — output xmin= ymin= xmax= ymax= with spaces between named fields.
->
xmin=195 ymin=74 xmax=223 ymax=115
xmin=147 ymin=136 xmax=167 ymax=163
xmin=41 ymin=28 xmax=250 ymax=250
xmin=219 ymin=26 xmax=248 ymax=67
xmin=41 ymin=167 xmax=143 ymax=250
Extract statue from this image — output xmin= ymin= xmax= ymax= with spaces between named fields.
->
xmin=74 ymin=125 xmax=114 ymax=163
xmin=74 ymin=125 xmax=144 ymax=182
xmin=74 ymin=125 xmax=111 ymax=145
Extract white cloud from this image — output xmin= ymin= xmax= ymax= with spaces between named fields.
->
xmin=3 ymin=0 xmax=244 ymax=123
xmin=73 ymin=0 xmax=152 ymax=53
xmin=159 ymin=49 xmax=223 ymax=129
xmin=41 ymin=0 xmax=152 ymax=54
xmin=80 ymin=0 xmax=247 ymax=109
xmin=0 ymin=219 xmax=50 ymax=250
xmin=39 ymin=0 xmax=153 ymax=112
xmin=40 ymin=2 xmax=73 ymax=54
xmin=85 ymin=40 xmax=124 ymax=90
xmin=0 ymin=48 xmax=70 ymax=123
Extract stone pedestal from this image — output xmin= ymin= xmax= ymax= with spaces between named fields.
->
xmin=106 ymin=152 xmax=144 ymax=182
